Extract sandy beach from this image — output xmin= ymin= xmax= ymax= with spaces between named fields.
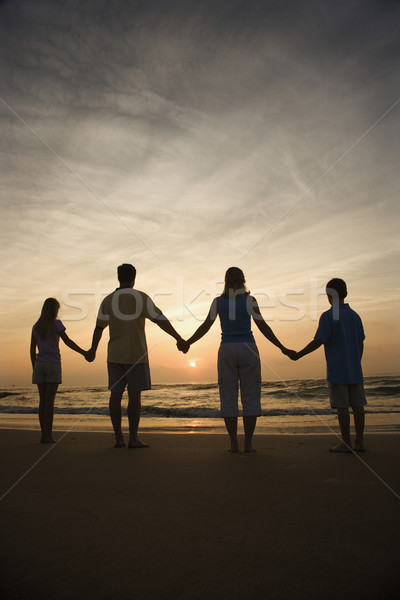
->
xmin=1 ymin=429 xmax=399 ymax=600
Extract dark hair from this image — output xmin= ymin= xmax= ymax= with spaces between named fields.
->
xmin=34 ymin=298 xmax=60 ymax=340
xmin=117 ymin=263 xmax=136 ymax=283
xmin=222 ymin=267 xmax=250 ymax=298
xmin=326 ymin=278 xmax=347 ymax=301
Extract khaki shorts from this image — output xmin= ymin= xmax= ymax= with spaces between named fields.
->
xmin=108 ymin=362 xmax=151 ymax=394
xmin=328 ymin=382 xmax=367 ymax=409
xmin=218 ymin=343 xmax=261 ymax=417
xmin=32 ymin=361 xmax=62 ymax=384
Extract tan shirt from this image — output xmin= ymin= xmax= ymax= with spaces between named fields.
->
xmin=96 ymin=288 xmax=162 ymax=364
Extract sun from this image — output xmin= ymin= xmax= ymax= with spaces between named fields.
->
xmin=189 ymin=361 xmax=197 ymax=368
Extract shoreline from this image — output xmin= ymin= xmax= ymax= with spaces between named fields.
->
xmin=2 ymin=425 xmax=400 ymax=435
xmin=1 ymin=412 xmax=399 ymax=435
xmin=1 ymin=429 xmax=399 ymax=599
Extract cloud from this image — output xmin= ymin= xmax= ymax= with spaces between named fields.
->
xmin=0 ymin=0 xmax=399 ymax=382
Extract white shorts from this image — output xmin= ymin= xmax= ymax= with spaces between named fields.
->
xmin=328 ymin=382 xmax=367 ymax=409
xmin=217 ymin=343 xmax=261 ymax=417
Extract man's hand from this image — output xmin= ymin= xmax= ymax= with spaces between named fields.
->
xmin=177 ymin=339 xmax=190 ymax=354
xmin=281 ymin=348 xmax=298 ymax=361
xmin=84 ymin=348 xmax=96 ymax=362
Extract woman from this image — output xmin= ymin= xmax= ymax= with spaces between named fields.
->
xmin=30 ymin=298 xmax=89 ymax=443
xmin=183 ymin=268 xmax=294 ymax=452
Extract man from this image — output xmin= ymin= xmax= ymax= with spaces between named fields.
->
xmin=88 ymin=264 xmax=186 ymax=448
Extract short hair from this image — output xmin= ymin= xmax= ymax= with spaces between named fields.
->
xmin=117 ymin=263 xmax=136 ymax=283
xmin=326 ymin=278 xmax=347 ymax=300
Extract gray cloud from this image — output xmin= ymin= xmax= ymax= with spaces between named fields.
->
xmin=0 ymin=0 xmax=399 ymax=308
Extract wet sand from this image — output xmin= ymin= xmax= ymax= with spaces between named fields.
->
xmin=1 ymin=430 xmax=399 ymax=599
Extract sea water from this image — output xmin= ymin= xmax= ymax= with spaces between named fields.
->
xmin=0 ymin=375 xmax=399 ymax=434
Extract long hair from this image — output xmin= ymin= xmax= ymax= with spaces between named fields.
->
xmin=221 ymin=267 xmax=250 ymax=298
xmin=33 ymin=298 xmax=60 ymax=340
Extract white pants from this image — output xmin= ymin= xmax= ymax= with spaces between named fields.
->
xmin=217 ymin=343 xmax=261 ymax=417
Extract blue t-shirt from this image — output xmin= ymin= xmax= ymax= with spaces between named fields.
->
xmin=218 ymin=294 xmax=255 ymax=344
xmin=314 ymin=304 xmax=365 ymax=384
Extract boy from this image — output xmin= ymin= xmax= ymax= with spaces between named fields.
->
xmin=293 ymin=278 xmax=366 ymax=453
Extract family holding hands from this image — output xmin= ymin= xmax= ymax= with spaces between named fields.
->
xmin=31 ymin=264 xmax=366 ymax=453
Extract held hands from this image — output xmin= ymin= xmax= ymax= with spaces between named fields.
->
xmin=281 ymin=347 xmax=298 ymax=361
xmin=84 ymin=348 xmax=96 ymax=362
xmin=177 ymin=338 xmax=190 ymax=354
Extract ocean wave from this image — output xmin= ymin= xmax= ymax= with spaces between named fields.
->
xmin=0 ymin=391 xmax=21 ymax=399
xmin=190 ymin=384 xmax=219 ymax=391
xmin=152 ymin=383 xmax=218 ymax=391
xmin=0 ymin=406 xmax=109 ymax=416
xmin=56 ymin=388 xmax=106 ymax=395
xmin=366 ymin=386 xmax=400 ymax=396
xmin=261 ymin=387 xmax=328 ymax=399
xmin=366 ymin=377 xmax=400 ymax=386
xmin=142 ymin=405 xmax=219 ymax=418
xmin=1 ymin=376 xmax=399 ymax=421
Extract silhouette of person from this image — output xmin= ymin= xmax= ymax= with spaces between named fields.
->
xmin=292 ymin=278 xmax=367 ymax=453
xmin=30 ymin=298 xmax=90 ymax=443
xmin=88 ymin=264 xmax=186 ymax=448
xmin=178 ymin=267 xmax=295 ymax=452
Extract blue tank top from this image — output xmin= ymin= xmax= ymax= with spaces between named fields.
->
xmin=218 ymin=294 xmax=255 ymax=343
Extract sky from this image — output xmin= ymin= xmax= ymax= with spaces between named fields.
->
xmin=0 ymin=0 xmax=399 ymax=386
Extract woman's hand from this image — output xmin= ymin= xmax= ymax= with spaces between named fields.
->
xmin=177 ymin=339 xmax=190 ymax=354
xmin=84 ymin=349 xmax=96 ymax=362
xmin=281 ymin=347 xmax=297 ymax=360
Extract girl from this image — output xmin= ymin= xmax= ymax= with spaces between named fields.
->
xmin=183 ymin=268 xmax=295 ymax=452
xmin=30 ymin=298 xmax=88 ymax=443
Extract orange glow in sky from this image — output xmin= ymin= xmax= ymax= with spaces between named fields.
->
xmin=0 ymin=0 xmax=399 ymax=387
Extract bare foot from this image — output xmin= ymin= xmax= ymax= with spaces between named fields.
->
xmin=353 ymin=440 xmax=366 ymax=452
xmin=329 ymin=443 xmax=352 ymax=454
xmin=244 ymin=445 xmax=256 ymax=453
xmin=40 ymin=437 xmax=56 ymax=444
xmin=128 ymin=440 xmax=149 ymax=449
xmin=114 ymin=437 xmax=126 ymax=448
xmin=228 ymin=440 xmax=239 ymax=453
